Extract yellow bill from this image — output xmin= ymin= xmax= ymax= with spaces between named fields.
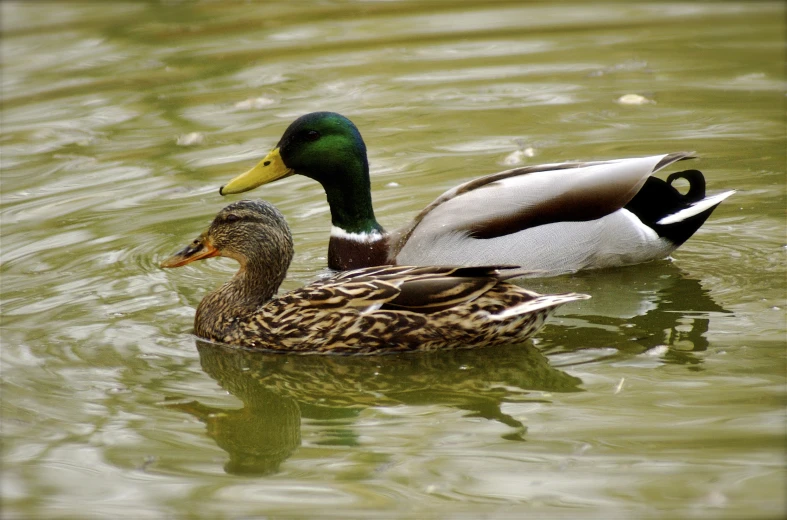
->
xmin=219 ymin=147 xmax=293 ymax=195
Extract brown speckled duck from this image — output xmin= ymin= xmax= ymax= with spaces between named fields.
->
xmin=160 ymin=200 xmax=589 ymax=354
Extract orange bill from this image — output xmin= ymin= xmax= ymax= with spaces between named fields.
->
xmin=160 ymin=235 xmax=219 ymax=268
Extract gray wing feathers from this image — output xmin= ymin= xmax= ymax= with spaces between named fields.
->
xmin=406 ymin=154 xmax=673 ymax=241
xmin=394 ymin=154 xmax=688 ymax=274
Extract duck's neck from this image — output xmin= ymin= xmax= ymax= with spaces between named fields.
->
xmin=328 ymin=226 xmax=391 ymax=270
xmin=195 ymin=253 xmax=290 ymax=341
xmin=318 ymin=163 xmax=390 ymax=270
xmin=321 ymin=166 xmax=384 ymax=235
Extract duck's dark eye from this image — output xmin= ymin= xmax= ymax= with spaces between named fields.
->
xmin=305 ymin=130 xmax=320 ymax=141
xmin=224 ymin=214 xmax=241 ymax=223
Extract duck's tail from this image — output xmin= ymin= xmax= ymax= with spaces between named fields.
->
xmin=624 ymin=169 xmax=735 ymax=246
xmin=490 ymin=292 xmax=591 ymax=320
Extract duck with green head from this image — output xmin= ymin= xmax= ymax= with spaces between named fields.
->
xmin=219 ymin=112 xmax=734 ymax=276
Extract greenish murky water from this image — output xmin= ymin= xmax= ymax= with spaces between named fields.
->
xmin=1 ymin=1 xmax=785 ymax=518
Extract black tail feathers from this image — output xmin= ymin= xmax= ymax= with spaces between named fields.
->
xmin=625 ymin=169 xmax=722 ymax=246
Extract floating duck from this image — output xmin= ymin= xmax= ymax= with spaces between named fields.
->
xmin=220 ymin=112 xmax=734 ymax=275
xmin=161 ymin=200 xmax=589 ymax=354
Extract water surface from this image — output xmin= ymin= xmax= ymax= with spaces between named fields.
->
xmin=1 ymin=1 xmax=785 ymax=518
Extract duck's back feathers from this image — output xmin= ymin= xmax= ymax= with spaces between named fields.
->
xmin=310 ymin=265 xmax=519 ymax=314
xmin=393 ymin=153 xmax=731 ymax=274
xmin=234 ymin=265 xmax=588 ymax=353
xmin=404 ymin=153 xmax=693 ymax=240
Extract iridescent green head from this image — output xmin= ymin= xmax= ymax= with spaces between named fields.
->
xmin=220 ymin=112 xmax=381 ymax=234
xmin=220 ymin=112 xmax=369 ymax=194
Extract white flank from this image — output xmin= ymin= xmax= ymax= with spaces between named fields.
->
xmin=657 ymin=191 xmax=736 ymax=226
xmin=330 ymin=226 xmax=385 ymax=243
xmin=490 ymin=293 xmax=590 ymax=320
xmin=619 ymin=208 xmax=661 ymax=242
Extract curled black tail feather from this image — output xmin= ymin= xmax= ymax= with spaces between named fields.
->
xmin=625 ymin=169 xmax=722 ymax=246
xmin=667 ymin=170 xmax=705 ymax=201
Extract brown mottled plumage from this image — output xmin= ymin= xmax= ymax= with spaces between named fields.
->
xmin=161 ymin=200 xmax=590 ymax=354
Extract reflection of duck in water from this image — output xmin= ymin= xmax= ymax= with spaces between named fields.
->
xmin=167 ymin=386 xmax=300 ymax=476
xmin=525 ymin=262 xmax=731 ymax=362
xmin=168 ymin=340 xmax=583 ymax=476
xmin=160 ymin=200 xmax=588 ymax=354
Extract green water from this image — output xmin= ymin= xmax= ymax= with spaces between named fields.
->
xmin=1 ymin=1 xmax=785 ymax=518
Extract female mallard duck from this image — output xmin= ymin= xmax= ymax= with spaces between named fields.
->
xmin=160 ymin=200 xmax=589 ymax=354
xmin=219 ymin=112 xmax=734 ymax=275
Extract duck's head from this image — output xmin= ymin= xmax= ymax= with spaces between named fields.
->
xmin=219 ymin=112 xmax=368 ymax=195
xmin=161 ymin=200 xmax=293 ymax=272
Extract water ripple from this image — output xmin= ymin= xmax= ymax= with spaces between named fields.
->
xmin=1 ymin=1 xmax=784 ymax=518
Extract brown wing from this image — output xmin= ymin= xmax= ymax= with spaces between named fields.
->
xmin=301 ymin=265 xmax=518 ymax=315
xmin=383 ymin=276 xmax=497 ymax=314
xmin=296 ymin=279 xmax=401 ymax=311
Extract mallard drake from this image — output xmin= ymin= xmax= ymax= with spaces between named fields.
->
xmin=160 ymin=200 xmax=589 ymax=354
xmin=219 ymin=112 xmax=734 ymax=275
